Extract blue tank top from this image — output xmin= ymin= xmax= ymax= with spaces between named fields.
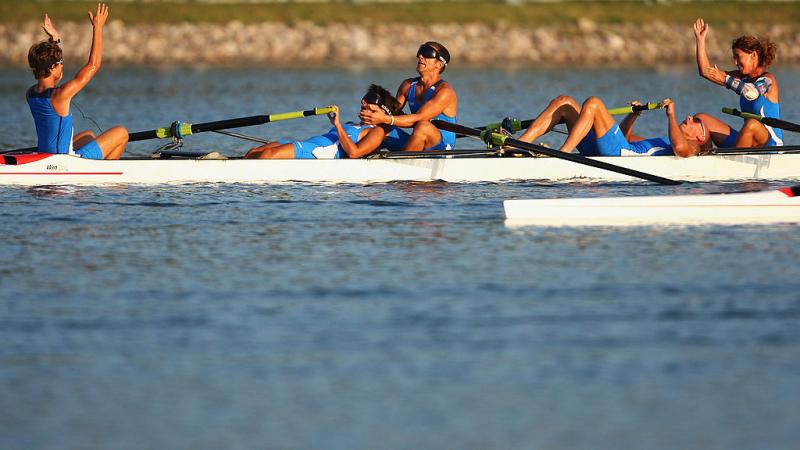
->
xmin=739 ymin=75 xmax=783 ymax=146
xmin=26 ymin=86 xmax=74 ymax=154
xmin=623 ymin=136 xmax=674 ymax=156
xmin=313 ymin=123 xmax=371 ymax=158
xmin=406 ymin=79 xmax=457 ymax=146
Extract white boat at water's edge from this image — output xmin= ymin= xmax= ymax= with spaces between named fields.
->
xmin=1 ymin=150 xmax=799 ymax=185
xmin=504 ymin=186 xmax=800 ymax=226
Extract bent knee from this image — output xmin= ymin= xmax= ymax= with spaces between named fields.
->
xmin=582 ymin=96 xmax=603 ymax=110
xmin=551 ymin=95 xmax=576 ymax=106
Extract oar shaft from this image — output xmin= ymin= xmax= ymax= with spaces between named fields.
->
xmin=722 ymin=108 xmax=800 ymax=133
xmin=128 ymin=107 xmax=335 ymax=143
xmin=607 ymin=103 xmax=660 ymax=116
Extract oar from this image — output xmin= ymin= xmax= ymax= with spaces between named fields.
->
xmin=607 ymin=102 xmax=660 ymax=116
xmin=127 ymin=107 xmax=335 ymax=142
xmin=433 ymin=120 xmax=682 ymax=185
xmin=722 ymin=108 xmax=800 ymax=133
xmin=1 ymin=107 xmax=335 ymax=154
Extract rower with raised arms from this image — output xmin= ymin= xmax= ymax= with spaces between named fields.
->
xmin=692 ymin=17 xmax=782 ymax=148
xmin=26 ymin=4 xmax=128 ymax=160
xmin=518 ymin=95 xmax=710 ymax=158
xmin=244 ymin=84 xmax=402 ymax=159
xmin=360 ymin=41 xmax=458 ymax=152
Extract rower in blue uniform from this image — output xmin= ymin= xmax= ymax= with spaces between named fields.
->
xmin=360 ymin=41 xmax=458 ymax=152
xmin=25 ymin=4 xmax=128 ymax=160
xmin=519 ymin=96 xmax=710 ymax=158
xmin=692 ymin=17 xmax=783 ymax=148
xmin=244 ymin=84 xmax=401 ymax=159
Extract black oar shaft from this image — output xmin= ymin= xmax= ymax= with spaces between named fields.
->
xmin=433 ymin=119 xmax=681 ymax=185
xmin=722 ymin=108 xmax=800 ymax=133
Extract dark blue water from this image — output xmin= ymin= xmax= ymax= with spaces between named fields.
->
xmin=2 ymin=67 xmax=800 ymax=449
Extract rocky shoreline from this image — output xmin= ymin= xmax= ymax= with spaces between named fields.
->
xmin=3 ymin=20 xmax=799 ymax=67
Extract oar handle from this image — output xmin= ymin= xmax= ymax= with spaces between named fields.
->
xmin=128 ymin=106 xmax=335 ymax=143
xmin=607 ymin=103 xmax=660 ymax=116
xmin=722 ymin=107 xmax=800 ymax=133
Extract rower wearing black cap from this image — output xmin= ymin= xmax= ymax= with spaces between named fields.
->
xmin=360 ymin=41 xmax=458 ymax=152
xmin=245 ymin=84 xmax=402 ymax=159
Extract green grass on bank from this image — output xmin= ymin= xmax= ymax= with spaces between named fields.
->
xmin=1 ymin=1 xmax=799 ymax=25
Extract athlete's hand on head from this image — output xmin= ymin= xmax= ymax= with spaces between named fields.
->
xmin=703 ymin=65 xmax=727 ymax=84
xmin=88 ymin=3 xmax=109 ymax=28
xmin=693 ymin=18 xmax=708 ymax=40
xmin=359 ymin=104 xmax=386 ymax=126
xmin=42 ymin=14 xmax=60 ymax=41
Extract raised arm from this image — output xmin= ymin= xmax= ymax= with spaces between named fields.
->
xmin=53 ymin=3 xmax=108 ymax=105
xmin=42 ymin=13 xmax=61 ymax=43
xmin=662 ymin=99 xmax=696 ymax=158
xmin=694 ymin=18 xmax=730 ymax=87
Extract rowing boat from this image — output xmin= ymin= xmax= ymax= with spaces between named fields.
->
xmin=1 ymin=147 xmax=800 ymax=185
xmin=504 ymin=185 xmax=800 ymax=226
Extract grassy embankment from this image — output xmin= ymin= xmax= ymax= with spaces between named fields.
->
xmin=1 ymin=1 xmax=798 ymax=25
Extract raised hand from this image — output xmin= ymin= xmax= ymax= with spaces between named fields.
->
xmin=88 ymin=3 xmax=109 ymax=28
xmin=693 ymin=18 xmax=708 ymax=41
xmin=327 ymin=105 xmax=340 ymax=127
xmin=42 ymin=14 xmax=60 ymax=41
xmin=661 ymin=98 xmax=675 ymax=116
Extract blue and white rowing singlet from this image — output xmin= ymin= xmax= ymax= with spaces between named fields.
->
xmin=738 ymin=75 xmax=783 ymax=146
xmin=383 ymin=78 xmax=457 ymax=151
xmin=293 ymin=123 xmax=372 ymax=159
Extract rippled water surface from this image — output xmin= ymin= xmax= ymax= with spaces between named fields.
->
xmin=2 ymin=67 xmax=800 ymax=450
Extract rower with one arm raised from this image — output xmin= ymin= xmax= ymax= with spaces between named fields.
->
xmin=692 ymin=17 xmax=782 ymax=148
xmin=25 ymin=3 xmax=128 ymax=160
xmin=360 ymin=41 xmax=458 ymax=152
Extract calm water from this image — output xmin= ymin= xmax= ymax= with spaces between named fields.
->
xmin=1 ymin=67 xmax=800 ymax=450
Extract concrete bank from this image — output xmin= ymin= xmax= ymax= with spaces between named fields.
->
xmin=3 ymin=20 xmax=799 ymax=67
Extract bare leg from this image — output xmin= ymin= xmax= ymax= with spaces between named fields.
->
xmin=403 ymin=121 xmax=442 ymax=151
xmin=245 ymin=142 xmax=295 ymax=159
xmin=559 ymin=96 xmax=616 ymax=153
xmin=734 ymin=118 xmax=771 ymax=148
xmin=694 ymin=113 xmax=733 ymax=148
xmin=93 ymin=126 xmax=128 ymax=160
xmin=244 ymin=142 xmax=283 ymax=159
xmin=73 ymin=130 xmax=96 ymax=149
xmin=518 ymin=95 xmax=581 ymax=143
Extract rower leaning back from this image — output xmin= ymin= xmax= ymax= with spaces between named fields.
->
xmin=360 ymin=41 xmax=458 ymax=152
xmin=26 ymin=3 xmax=128 ymax=160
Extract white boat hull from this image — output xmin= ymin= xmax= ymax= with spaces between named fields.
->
xmin=1 ymin=152 xmax=799 ymax=185
xmin=504 ymin=187 xmax=800 ymax=226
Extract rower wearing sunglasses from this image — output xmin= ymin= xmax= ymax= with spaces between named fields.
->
xmin=518 ymin=96 xmax=710 ymax=158
xmin=360 ymin=41 xmax=458 ymax=152
xmin=244 ymin=84 xmax=402 ymax=159
xmin=25 ymin=4 xmax=128 ymax=160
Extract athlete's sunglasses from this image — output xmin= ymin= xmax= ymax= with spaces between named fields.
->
xmin=417 ymin=44 xmax=448 ymax=65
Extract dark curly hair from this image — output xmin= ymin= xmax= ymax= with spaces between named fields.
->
xmin=732 ymin=35 xmax=777 ymax=68
xmin=28 ymin=41 xmax=62 ymax=79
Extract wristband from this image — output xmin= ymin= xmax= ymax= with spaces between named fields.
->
xmin=389 ymin=116 xmax=395 ymax=126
